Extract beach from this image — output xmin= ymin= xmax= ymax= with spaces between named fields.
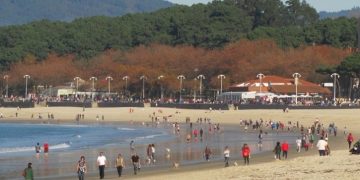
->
xmin=0 ymin=107 xmax=359 ymax=179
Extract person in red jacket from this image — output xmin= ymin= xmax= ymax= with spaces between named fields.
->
xmin=242 ymin=143 xmax=251 ymax=165
xmin=44 ymin=142 xmax=49 ymax=158
xmin=281 ymin=141 xmax=289 ymax=159
xmin=347 ymin=133 xmax=354 ymax=149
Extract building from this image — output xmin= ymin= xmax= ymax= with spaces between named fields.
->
xmin=218 ymin=75 xmax=331 ymax=104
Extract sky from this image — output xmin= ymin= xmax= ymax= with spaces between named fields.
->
xmin=167 ymin=0 xmax=360 ymax=12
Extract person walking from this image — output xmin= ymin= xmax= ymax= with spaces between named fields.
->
xmin=316 ymin=136 xmax=328 ymax=156
xmin=96 ymin=152 xmax=107 ymax=179
xmin=131 ymin=152 xmax=140 ymax=175
xmin=115 ymin=153 xmax=125 ymax=177
xmin=273 ymin=141 xmax=281 ymax=160
xmin=242 ymin=144 xmax=251 ymax=165
xmin=223 ymin=146 xmax=230 ymax=167
xmin=76 ymin=156 xmax=87 ymax=180
xmin=22 ymin=162 xmax=34 ymax=180
xmin=281 ymin=141 xmax=289 ymax=159
xmin=347 ymin=133 xmax=354 ymax=149
xmin=151 ymin=144 xmax=156 ymax=164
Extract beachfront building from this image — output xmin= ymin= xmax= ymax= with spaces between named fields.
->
xmin=218 ymin=75 xmax=331 ymax=105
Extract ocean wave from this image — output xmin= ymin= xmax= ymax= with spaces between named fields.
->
xmin=117 ymin=127 xmax=135 ymax=131
xmin=133 ymin=132 xmax=166 ymax=141
xmin=0 ymin=143 xmax=70 ymax=154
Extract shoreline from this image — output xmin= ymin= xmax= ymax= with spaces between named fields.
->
xmin=0 ymin=107 xmax=358 ymax=179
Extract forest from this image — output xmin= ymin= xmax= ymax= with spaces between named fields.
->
xmin=0 ymin=0 xmax=360 ymax=98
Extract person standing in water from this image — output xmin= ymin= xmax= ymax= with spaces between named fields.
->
xmin=130 ymin=140 xmax=135 ymax=152
xmin=35 ymin=143 xmax=41 ymax=159
xmin=23 ymin=162 xmax=34 ymax=180
xmin=204 ymin=146 xmax=212 ymax=161
xmin=273 ymin=141 xmax=282 ymax=160
xmin=76 ymin=156 xmax=87 ymax=180
xmin=43 ymin=142 xmax=49 ymax=158
xmin=200 ymin=128 xmax=204 ymax=140
xmin=258 ymin=131 xmax=263 ymax=150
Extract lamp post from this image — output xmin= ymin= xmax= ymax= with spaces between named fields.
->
xmin=3 ymin=75 xmax=9 ymax=98
xmin=217 ymin=74 xmax=226 ymax=94
xmin=330 ymin=73 xmax=340 ymax=104
xmin=197 ymin=74 xmax=205 ymax=100
xmin=122 ymin=76 xmax=129 ymax=97
xmin=292 ymin=73 xmax=301 ymax=105
xmin=49 ymin=85 xmax=52 ymax=97
xmin=74 ymin=77 xmax=81 ymax=94
xmin=177 ymin=75 xmax=185 ymax=103
xmin=158 ymin=75 xmax=164 ymax=101
xmin=140 ymin=75 xmax=147 ymax=101
xmin=89 ymin=77 xmax=97 ymax=91
xmin=89 ymin=77 xmax=97 ymax=101
xmin=193 ymin=78 xmax=197 ymax=102
xmin=105 ymin=76 xmax=113 ymax=94
xmin=24 ymin=75 xmax=30 ymax=98
xmin=256 ymin=73 xmax=265 ymax=93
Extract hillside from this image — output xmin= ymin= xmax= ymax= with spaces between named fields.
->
xmin=0 ymin=0 xmax=173 ymax=26
xmin=319 ymin=7 xmax=360 ymax=19
xmin=0 ymin=0 xmax=358 ymax=70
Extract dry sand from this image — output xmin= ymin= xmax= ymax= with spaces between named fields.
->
xmin=1 ymin=107 xmax=359 ymax=179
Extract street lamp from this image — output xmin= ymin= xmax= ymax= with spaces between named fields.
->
xmin=197 ymin=74 xmax=205 ymax=100
xmin=89 ymin=77 xmax=97 ymax=91
xmin=3 ymin=75 xmax=9 ymax=98
xmin=105 ymin=76 xmax=113 ymax=94
xmin=330 ymin=73 xmax=340 ymax=104
xmin=140 ymin=75 xmax=147 ymax=101
xmin=292 ymin=73 xmax=301 ymax=105
xmin=158 ymin=75 xmax=164 ymax=101
xmin=23 ymin=75 xmax=30 ymax=98
xmin=193 ymin=78 xmax=197 ymax=102
xmin=49 ymin=85 xmax=52 ymax=97
xmin=122 ymin=76 xmax=129 ymax=97
xmin=177 ymin=75 xmax=185 ymax=103
xmin=256 ymin=73 xmax=265 ymax=93
xmin=217 ymin=74 xmax=226 ymax=94
xmin=74 ymin=77 xmax=81 ymax=94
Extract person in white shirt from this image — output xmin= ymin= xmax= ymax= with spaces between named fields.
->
xmin=223 ymin=146 xmax=230 ymax=167
xmin=296 ymin=137 xmax=302 ymax=152
xmin=96 ymin=152 xmax=107 ymax=179
xmin=316 ymin=137 xmax=328 ymax=156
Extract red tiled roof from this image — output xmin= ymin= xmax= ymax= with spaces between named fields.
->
xmin=229 ymin=75 xmax=331 ymax=94
xmin=230 ymin=75 xmax=318 ymax=87
xmin=270 ymin=85 xmax=331 ymax=94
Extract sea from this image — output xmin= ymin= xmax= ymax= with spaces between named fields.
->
xmin=0 ymin=122 xmax=171 ymax=179
xmin=0 ymin=123 xmax=168 ymax=155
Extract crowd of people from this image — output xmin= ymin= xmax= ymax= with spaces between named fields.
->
xmin=22 ymin=110 xmax=357 ymax=180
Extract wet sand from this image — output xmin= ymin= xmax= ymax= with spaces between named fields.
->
xmin=0 ymin=107 xmax=359 ymax=179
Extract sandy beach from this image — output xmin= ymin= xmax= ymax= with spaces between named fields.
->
xmin=1 ymin=107 xmax=359 ymax=179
